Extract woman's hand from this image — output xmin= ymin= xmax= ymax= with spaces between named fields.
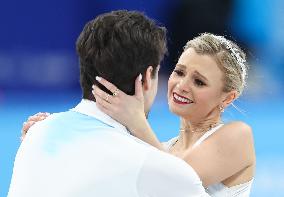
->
xmin=21 ymin=112 xmax=50 ymax=141
xmin=92 ymin=74 xmax=147 ymax=133
xmin=92 ymin=75 xmax=164 ymax=150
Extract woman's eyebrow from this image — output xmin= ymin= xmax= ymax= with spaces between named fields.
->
xmin=193 ymin=70 xmax=208 ymax=82
xmin=175 ymin=64 xmax=209 ymax=82
xmin=175 ymin=64 xmax=187 ymax=69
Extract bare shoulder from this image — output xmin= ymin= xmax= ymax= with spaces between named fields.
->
xmin=226 ymin=121 xmax=252 ymax=132
xmin=219 ymin=121 xmax=254 ymax=143
xmin=214 ymin=121 xmax=255 ymax=164
xmin=183 ymin=121 xmax=255 ymax=185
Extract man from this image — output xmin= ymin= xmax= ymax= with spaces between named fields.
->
xmin=8 ymin=10 xmax=208 ymax=197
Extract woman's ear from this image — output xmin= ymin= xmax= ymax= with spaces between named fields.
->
xmin=222 ymin=90 xmax=238 ymax=108
xmin=143 ymin=66 xmax=153 ymax=91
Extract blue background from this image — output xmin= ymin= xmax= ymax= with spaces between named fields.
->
xmin=1 ymin=0 xmax=284 ymax=196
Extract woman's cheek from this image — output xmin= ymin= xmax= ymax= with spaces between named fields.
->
xmin=197 ymin=90 xmax=213 ymax=103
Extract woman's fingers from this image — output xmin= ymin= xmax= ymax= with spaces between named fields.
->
xmin=92 ymin=85 xmax=116 ymax=104
xmin=27 ymin=112 xmax=49 ymax=122
xmin=95 ymin=76 xmax=120 ymax=96
xmin=91 ymin=78 xmax=146 ymax=134
xmin=21 ymin=112 xmax=50 ymax=141
xmin=94 ymin=91 xmax=115 ymax=114
xmin=22 ymin=121 xmax=35 ymax=133
xmin=135 ymin=74 xmax=143 ymax=99
xmin=21 ymin=121 xmax=35 ymax=141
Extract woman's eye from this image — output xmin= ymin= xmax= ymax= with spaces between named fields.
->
xmin=173 ymin=69 xmax=184 ymax=76
xmin=194 ymin=79 xmax=206 ymax=86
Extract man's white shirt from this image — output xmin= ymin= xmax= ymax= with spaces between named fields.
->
xmin=8 ymin=99 xmax=208 ymax=197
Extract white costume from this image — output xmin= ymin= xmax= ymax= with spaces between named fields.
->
xmin=164 ymin=124 xmax=253 ymax=197
xmin=8 ymin=99 xmax=208 ymax=197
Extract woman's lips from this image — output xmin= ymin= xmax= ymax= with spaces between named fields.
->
xmin=173 ymin=92 xmax=193 ymax=105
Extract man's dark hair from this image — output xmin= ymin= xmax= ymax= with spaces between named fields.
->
xmin=76 ymin=10 xmax=167 ymax=99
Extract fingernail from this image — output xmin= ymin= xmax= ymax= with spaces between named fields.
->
xmin=96 ymin=76 xmax=101 ymax=81
xmin=92 ymin=85 xmax=95 ymax=89
xmin=138 ymin=74 xmax=142 ymax=81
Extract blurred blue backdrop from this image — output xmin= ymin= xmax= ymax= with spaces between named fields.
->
xmin=1 ymin=0 xmax=284 ymax=196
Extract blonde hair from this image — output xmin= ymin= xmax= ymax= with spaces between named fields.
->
xmin=184 ymin=33 xmax=248 ymax=96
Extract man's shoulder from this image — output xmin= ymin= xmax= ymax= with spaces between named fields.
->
xmin=24 ymin=110 xmax=115 ymax=147
xmin=27 ymin=110 xmax=153 ymax=151
xmin=36 ymin=110 xmax=112 ymax=129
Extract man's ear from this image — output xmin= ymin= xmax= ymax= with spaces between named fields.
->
xmin=222 ymin=90 xmax=238 ymax=108
xmin=143 ymin=66 xmax=154 ymax=91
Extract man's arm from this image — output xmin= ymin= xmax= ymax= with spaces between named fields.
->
xmin=137 ymin=149 xmax=209 ymax=197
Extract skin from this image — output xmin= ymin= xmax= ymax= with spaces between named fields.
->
xmin=22 ymin=49 xmax=256 ymax=188
xmin=21 ymin=112 xmax=50 ymax=141
xmin=93 ymin=48 xmax=256 ymax=187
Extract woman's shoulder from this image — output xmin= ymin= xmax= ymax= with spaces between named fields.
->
xmin=225 ymin=121 xmax=252 ymax=131
xmin=216 ymin=121 xmax=255 ymax=163
xmin=206 ymin=121 xmax=255 ymax=157
xmin=220 ymin=121 xmax=253 ymax=142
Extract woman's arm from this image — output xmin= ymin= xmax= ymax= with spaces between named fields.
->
xmin=92 ymin=77 xmax=256 ymax=187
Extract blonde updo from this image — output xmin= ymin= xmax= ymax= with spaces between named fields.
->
xmin=184 ymin=33 xmax=248 ymax=96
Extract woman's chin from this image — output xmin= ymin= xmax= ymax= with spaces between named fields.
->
xmin=169 ymin=106 xmax=188 ymax=118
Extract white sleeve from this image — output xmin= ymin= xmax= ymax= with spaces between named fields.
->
xmin=136 ymin=149 xmax=210 ymax=197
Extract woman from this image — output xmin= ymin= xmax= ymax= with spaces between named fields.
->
xmin=23 ymin=33 xmax=256 ymax=196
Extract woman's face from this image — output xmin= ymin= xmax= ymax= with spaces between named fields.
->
xmin=167 ymin=48 xmax=226 ymax=121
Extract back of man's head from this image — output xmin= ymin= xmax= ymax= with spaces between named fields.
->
xmin=76 ymin=10 xmax=167 ymax=99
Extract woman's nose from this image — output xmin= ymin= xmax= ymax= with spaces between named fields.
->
xmin=177 ymin=79 xmax=191 ymax=92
